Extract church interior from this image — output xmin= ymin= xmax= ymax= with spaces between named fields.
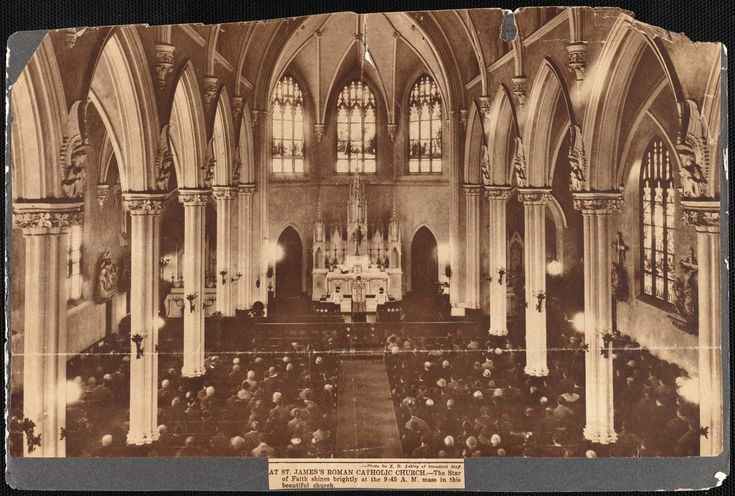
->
xmin=9 ymin=7 xmax=724 ymax=459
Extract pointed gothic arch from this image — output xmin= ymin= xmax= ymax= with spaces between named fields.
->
xmin=212 ymin=85 xmax=236 ymax=185
xmin=524 ymin=57 xmax=576 ymax=187
xmin=582 ymin=14 xmax=685 ymax=191
xmin=88 ymin=26 xmax=160 ymax=192
xmin=11 ymin=35 xmax=68 ymax=199
xmin=275 ymin=224 xmax=304 ymax=297
xmin=410 ymin=225 xmax=439 ymax=296
xmin=168 ymin=61 xmax=208 ymax=189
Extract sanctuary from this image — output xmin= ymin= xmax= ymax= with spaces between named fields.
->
xmin=311 ymin=173 xmax=402 ymax=309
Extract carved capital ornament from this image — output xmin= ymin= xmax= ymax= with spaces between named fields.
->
xmin=572 ymin=191 xmax=624 ymax=213
xmin=13 ymin=201 xmax=84 ymax=233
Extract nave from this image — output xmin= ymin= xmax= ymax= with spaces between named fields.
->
xmin=9 ymin=308 xmax=698 ymax=458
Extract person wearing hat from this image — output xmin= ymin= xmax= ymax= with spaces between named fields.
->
xmin=158 ymin=378 xmax=173 ymax=406
xmin=286 ymin=437 xmax=306 ymax=458
xmin=402 ymin=418 xmax=423 ymax=456
xmin=288 ymin=408 xmax=309 ymax=438
xmin=94 ymin=434 xmax=117 ymax=457
xmin=411 ymin=434 xmax=434 ymax=458
xmin=441 ymin=436 xmax=459 ymax=458
xmin=463 ymin=436 xmax=481 ymax=457
xmin=251 ymin=432 xmax=276 ymax=457
xmin=229 ymin=364 xmax=245 ymax=383
xmin=175 ymin=436 xmax=201 ymax=457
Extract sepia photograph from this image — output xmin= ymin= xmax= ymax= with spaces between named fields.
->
xmin=5 ymin=3 xmax=728 ymax=490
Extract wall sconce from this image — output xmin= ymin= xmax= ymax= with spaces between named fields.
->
xmin=600 ymin=332 xmax=615 ymax=359
xmin=131 ymin=333 xmax=145 ymax=359
xmin=534 ymin=291 xmax=546 ymax=312
xmin=219 ymin=269 xmax=228 ymax=285
xmin=185 ymin=292 xmax=198 ymax=313
xmin=497 ymin=267 xmax=506 ymax=285
xmin=203 ymin=296 xmax=216 ymax=310
xmin=231 ymin=272 xmax=242 ymax=282
xmin=21 ymin=418 xmax=42 ymax=453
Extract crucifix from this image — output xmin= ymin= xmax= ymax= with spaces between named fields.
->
xmin=354 ymin=225 xmax=364 ymax=256
xmin=611 ymin=231 xmax=629 ymax=333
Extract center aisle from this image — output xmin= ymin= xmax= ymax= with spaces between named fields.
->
xmin=335 ymin=356 xmax=403 ymax=458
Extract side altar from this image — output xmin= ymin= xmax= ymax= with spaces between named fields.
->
xmin=311 ymin=173 xmax=403 ymax=304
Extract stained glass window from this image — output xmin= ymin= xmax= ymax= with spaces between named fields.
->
xmin=409 ymin=75 xmax=442 ymax=173
xmin=336 ymin=80 xmax=376 ymax=173
xmin=641 ymin=137 xmax=676 ymax=304
xmin=68 ymin=224 xmax=83 ymax=301
xmin=271 ymin=76 xmax=304 ymax=174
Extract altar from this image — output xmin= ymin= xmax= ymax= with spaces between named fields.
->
xmin=311 ymin=174 xmax=403 ymax=305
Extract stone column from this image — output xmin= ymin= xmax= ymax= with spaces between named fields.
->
xmin=485 ymin=186 xmax=513 ymax=335
xmin=518 ymin=188 xmax=552 ymax=376
xmin=212 ymin=186 xmax=237 ymax=316
xmin=574 ymin=192 xmax=623 ymax=445
xmin=464 ymin=184 xmax=482 ymax=309
xmin=682 ymin=200 xmax=722 ymax=456
xmin=237 ymin=184 xmax=256 ymax=310
xmin=447 ymin=111 xmax=461 ymax=310
xmin=13 ymin=201 xmax=84 ymax=456
xmin=179 ymin=189 xmax=210 ymax=378
xmin=123 ymin=192 xmax=167 ymax=445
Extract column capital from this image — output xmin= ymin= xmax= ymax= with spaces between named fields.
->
xmin=475 ymin=95 xmax=493 ymax=115
xmin=484 ymin=185 xmax=514 ymax=200
xmin=178 ymin=188 xmax=211 ymax=206
xmin=237 ymin=183 xmax=256 ymax=197
xmin=572 ymin=191 xmax=624 ymax=213
xmin=462 ymin=184 xmax=483 ymax=196
xmin=123 ymin=191 xmax=168 ymax=215
xmin=211 ymin=185 xmax=238 ymax=200
xmin=13 ymin=200 xmax=84 ymax=234
xmin=680 ymin=199 xmax=720 ymax=232
xmin=517 ymin=187 xmax=552 ymax=205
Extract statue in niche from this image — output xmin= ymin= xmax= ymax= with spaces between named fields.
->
xmin=61 ymin=142 xmax=88 ymax=198
xmin=480 ymin=144 xmax=492 ymax=185
xmin=511 ymin=137 xmax=528 ymax=187
xmin=95 ymin=251 xmax=119 ymax=303
xmin=611 ymin=231 xmax=629 ymax=301
xmin=156 ymin=148 xmax=174 ymax=191
xmin=678 ymin=148 xmax=707 ymax=198
xmin=672 ymin=247 xmax=698 ymax=332
xmin=567 ymin=125 xmax=587 ymax=192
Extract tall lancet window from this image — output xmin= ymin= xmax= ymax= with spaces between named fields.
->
xmin=68 ymin=224 xmax=83 ymax=301
xmin=641 ymin=137 xmax=676 ymax=304
xmin=271 ymin=76 xmax=305 ymax=173
xmin=409 ymin=75 xmax=442 ymax=173
xmin=336 ymin=80 xmax=377 ymax=173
